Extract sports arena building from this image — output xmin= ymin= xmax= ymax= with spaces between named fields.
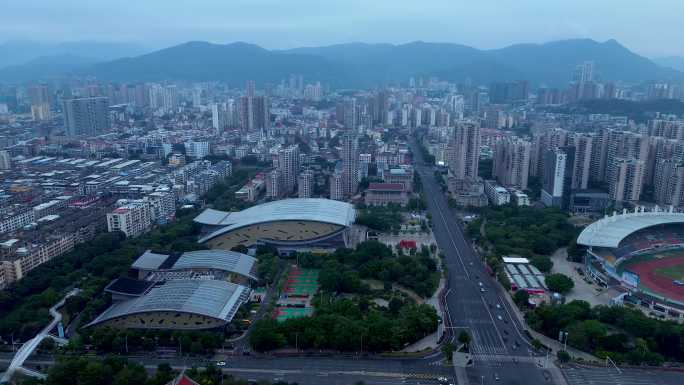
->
xmin=85 ymin=249 xmax=255 ymax=330
xmin=194 ymin=198 xmax=356 ymax=254
xmin=577 ymin=206 xmax=684 ymax=321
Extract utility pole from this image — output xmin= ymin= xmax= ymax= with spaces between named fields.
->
xmin=360 ymin=335 xmax=364 ymax=356
xmin=558 ymin=330 xmax=568 ymax=352
xmin=544 ymin=349 xmax=549 ymax=368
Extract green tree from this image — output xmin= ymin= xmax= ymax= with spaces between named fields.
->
xmin=557 ymin=350 xmax=571 ymax=363
xmin=546 ymin=273 xmax=574 ymax=294
xmin=513 ymin=290 xmax=530 ymax=308
xmin=530 ymin=256 xmax=553 ymax=273
xmin=250 ymin=319 xmax=286 ymax=351
xmin=441 ymin=342 xmax=456 ymax=360
xmin=112 ymin=363 xmax=148 ymax=385
xmin=458 ymin=330 xmax=471 ymax=349
xmin=531 ymin=338 xmax=543 ymax=350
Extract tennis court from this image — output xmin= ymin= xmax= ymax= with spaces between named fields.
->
xmin=275 ymin=307 xmax=314 ymax=322
xmin=274 ymin=267 xmax=320 ymax=322
xmin=283 ymin=268 xmax=319 ymax=297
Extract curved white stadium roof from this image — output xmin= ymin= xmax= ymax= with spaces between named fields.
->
xmin=577 ymin=207 xmax=684 ymax=248
xmin=86 ymin=280 xmax=249 ymax=327
xmin=173 ymin=250 xmax=257 ymax=280
xmin=195 ymin=198 xmax=356 ymax=243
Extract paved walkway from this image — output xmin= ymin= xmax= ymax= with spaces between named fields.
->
xmin=500 ymin=287 xmax=600 ymax=363
xmin=401 ymin=277 xmax=446 ymax=352
xmin=551 ymin=248 xmax=618 ymax=306
xmin=1 ymin=289 xmax=79 ymax=383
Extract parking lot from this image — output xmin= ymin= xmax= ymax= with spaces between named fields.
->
xmin=551 ymin=248 xmax=619 ymax=306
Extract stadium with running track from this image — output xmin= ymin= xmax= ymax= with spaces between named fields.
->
xmin=577 ymin=206 xmax=684 ymax=322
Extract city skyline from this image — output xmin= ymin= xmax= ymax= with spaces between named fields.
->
xmin=2 ymin=0 xmax=684 ymax=58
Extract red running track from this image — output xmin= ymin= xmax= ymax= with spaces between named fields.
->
xmin=629 ymin=256 xmax=684 ymax=302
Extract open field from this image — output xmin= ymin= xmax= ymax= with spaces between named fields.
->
xmin=654 ymin=263 xmax=684 ymax=281
xmin=622 ymin=252 xmax=684 ymax=302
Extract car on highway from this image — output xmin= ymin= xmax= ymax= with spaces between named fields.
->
xmin=480 ymin=288 xmax=486 ymax=293
xmin=215 ymin=361 xmax=226 ymax=367
xmin=478 ymin=281 xmax=483 ymax=286
xmin=496 ymin=304 xmax=501 ymax=309
xmin=497 ymin=315 xmax=503 ymax=321
xmin=494 ymin=373 xmax=500 ymax=381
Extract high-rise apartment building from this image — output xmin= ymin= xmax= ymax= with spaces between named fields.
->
xmin=604 ymin=131 xmax=649 ymax=185
xmin=28 ymin=84 xmax=51 ymax=121
xmin=541 ymin=146 xmax=574 ymax=209
xmin=530 ymin=128 xmax=568 ymax=178
xmin=340 ymin=134 xmax=359 ymax=197
xmin=106 ymin=201 xmax=152 ymax=238
xmin=330 ymin=168 xmax=345 ymax=201
xmin=0 ymin=150 xmax=11 ymax=170
xmin=654 ymin=160 xmax=684 ymax=208
xmin=608 ymin=158 xmax=645 ymax=203
xmin=239 ymin=95 xmax=269 ymax=133
xmin=62 ymin=97 xmax=110 ymax=137
xmin=492 ymin=137 xmax=531 ymax=190
xmin=184 ymin=141 xmax=209 ymax=159
xmin=298 ymin=169 xmax=314 ymax=198
xmin=568 ymin=133 xmax=594 ymax=190
xmin=266 ymin=169 xmax=281 ymax=199
xmin=447 ymin=121 xmax=481 ymax=182
xmin=277 ymin=145 xmax=300 ymax=195
xmin=337 ymin=97 xmax=357 ymax=130
xmin=246 ymin=80 xmax=256 ymax=98
xmin=359 ymin=153 xmax=372 ymax=180
xmin=645 ymin=137 xmax=684 ymax=186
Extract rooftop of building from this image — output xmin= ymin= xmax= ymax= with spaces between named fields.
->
xmin=86 ymin=279 xmax=249 ymax=327
xmin=577 ymin=206 xmax=684 ymax=248
xmin=131 ymin=249 xmax=257 ymax=280
xmin=195 ymin=198 xmax=356 ymax=243
xmin=367 ymin=183 xmax=405 ymax=191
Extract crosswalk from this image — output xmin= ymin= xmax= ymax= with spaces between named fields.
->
xmin=468 ymin=328 xmax=507 ymax=355
xmin=469 ymin=343 xmax=507 ymax=355
xmin=562 ymin=366 xmax=679 ymax=385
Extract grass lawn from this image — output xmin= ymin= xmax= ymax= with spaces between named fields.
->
xmin=654 ymin=263 xmax=684 ymax=280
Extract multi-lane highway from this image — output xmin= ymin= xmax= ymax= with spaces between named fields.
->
xmin=411 ymin=139 xmax=554 ymax=385
xmin=1 ymin=354 xmax=455 ymax=385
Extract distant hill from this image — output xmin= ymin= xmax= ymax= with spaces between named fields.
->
xmin=545 ymin=99 xmax=684 ymax=123
xmin=653 ymin=56 xmax=684 ymax=72
xmin=0 ymin=54 xmax=97 ymax=82
xmin=0 ymin=40 xmax=149 ymax=69
xmin=85 ymin=41 xmax=347 ymax=85
xmin=484 ymin=39 xmax=682 ymax=86
xmin=2 ymin=39 xmax=682 ymax=87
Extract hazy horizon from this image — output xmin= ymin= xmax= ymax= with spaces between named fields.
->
xmin=2 ymin=0 xmax=683 ymax=58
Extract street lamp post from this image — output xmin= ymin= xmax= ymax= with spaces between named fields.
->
xmin=360 ymin=335 xmax=363 ymax=356
xmin=559 ymin=330 xmax=569 ymax=352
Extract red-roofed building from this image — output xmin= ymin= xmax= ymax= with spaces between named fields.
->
xmin=166 ymin=373 xmax=200 ymax=385
xmin=398 ymin=240 xmax=417 ymax=249
xmin=365 ymin=183 xmax=409 ymax=206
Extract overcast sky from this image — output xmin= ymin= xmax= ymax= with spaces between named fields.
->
xmin=2 ymin=0 xmax=682 ymax=57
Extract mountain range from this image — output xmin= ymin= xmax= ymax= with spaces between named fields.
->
xmin=0 ymin=40 xmax=148 ymax=69
xmin=654 ymin=56 xmax=684 ymax=72
xmin=1 ymin=39 xmax=682 ymax=87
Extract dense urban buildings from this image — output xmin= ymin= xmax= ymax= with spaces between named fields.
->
xmin=3 ymin=46 xmax=684 ymax=385
xmin=62 ymin=96 xmax=110 ymax=137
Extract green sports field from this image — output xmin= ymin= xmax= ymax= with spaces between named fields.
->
xmin=654 ymin=264 xmax=684 ymax=281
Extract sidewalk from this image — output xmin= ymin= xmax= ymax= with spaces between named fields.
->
xmin=401 ymin=277 xmax=446 ymax=352
xmin=500 ymin=288 xmax=600 ymax=363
